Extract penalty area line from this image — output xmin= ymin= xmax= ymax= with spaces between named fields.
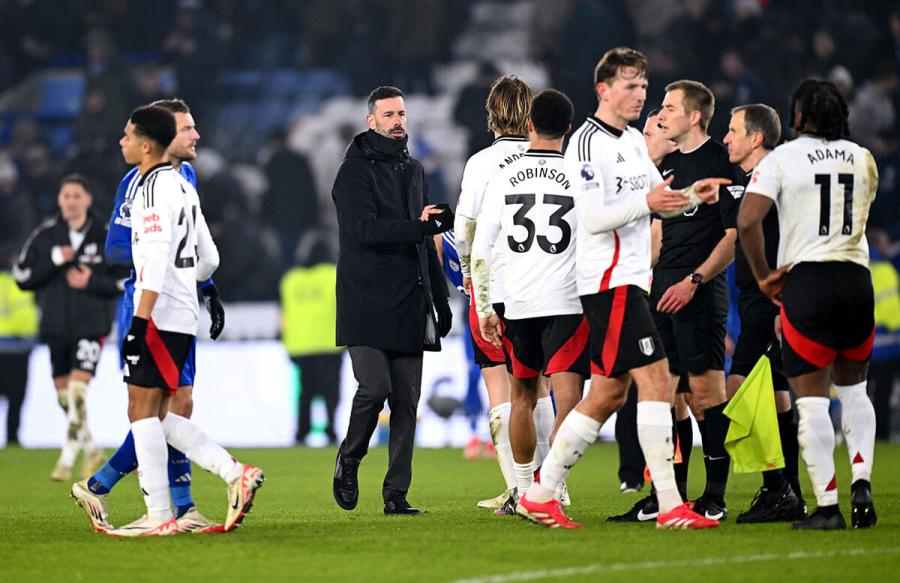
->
xmin=450 ymin=546 xmax=900 ymax=583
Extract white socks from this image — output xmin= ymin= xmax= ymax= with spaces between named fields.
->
xmin=488 ymin=403 xmax=516 ymax=491
xmin=637 ymin=401 xmax=682 ymax=513
xmin=796 ymin=397 xmax=838 ymax=507
xmin=161 ymin=413 xmax=241 ymax=483
xmin=835 ymin=381 xmax=875 ymax=484
xmin=529 ymin=410 xmax=599 ymax=502
xmin=513 ymin=461 xmax=535 ymax=493
xmin=533 ymin=396 xmax=555 ymax=468
xmin=131 ymin=417 xmax=173 ymax=520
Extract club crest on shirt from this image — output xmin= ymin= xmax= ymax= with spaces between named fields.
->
xmin=638 ymin=336 xmax=655 ymax=356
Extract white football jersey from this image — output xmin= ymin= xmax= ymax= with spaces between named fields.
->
xmin=131 ymin=163 xmax=219 ymax=335
xmin=454 ymin=136 xmax=529 ymax=303
xmin=749 ymin=135 xmax=877 ymax=268
xmin=474 ymin=150 xmax=580 ymax=319
xmin=566 ymin=117 xmax=663 ymax=295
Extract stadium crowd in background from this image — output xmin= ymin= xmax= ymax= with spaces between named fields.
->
xmin=0 ymin=0 xmax=898 ymax=306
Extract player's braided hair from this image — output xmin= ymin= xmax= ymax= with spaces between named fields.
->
xmin=789 ymin=79 xmax=850 ymax=141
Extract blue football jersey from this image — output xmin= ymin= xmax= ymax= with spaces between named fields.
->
xmin=441 ymin=230 xmax=466 ymax=295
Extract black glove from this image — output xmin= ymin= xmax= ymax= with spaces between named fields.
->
xmin=435 ymin=299 xmax=453 ymax=338
xmin=123 ymin=316 xmax=148 ymax=369
xmin=420 ymin=204 xmax=454 ymax=236
xmin=200 ymin=283 xmax=225 ymax=340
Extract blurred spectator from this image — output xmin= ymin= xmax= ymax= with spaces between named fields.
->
xmin=454 ymin=62 xmax=501 ymax=160
xmin=412 ymin=133 xmax=450 ymax=205
xmin=0 ymin=253 xmax=38 ymax=446
xmin=259 ymin=130 xmax=320 ymax=264
xmin=850 ymin=61 xmax=897 ymax=149
xmin=206 ymin=170 xmax=282 ymax=301
xmin=20 ymin=145 xmax=58 ymax=219
xmin=0 ymin=157 xmax=35 ymax=263
xmin=279 ymin=231 xmax=342 ymax=445
xmin=868 ymin=229 xmax=900 ymax=441
xmin=870 ymin=129 xmax=900 ymax=235
xmin=162 ymin=3 xmax=220 ymax=126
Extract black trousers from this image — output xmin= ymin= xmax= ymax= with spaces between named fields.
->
xmin=340 ymin=346 xmax=423 ymax=501
xmin=292 ymin=353 xmax=343 ymax=442
xmin=0 ymin=351 xmax=31 ymax=445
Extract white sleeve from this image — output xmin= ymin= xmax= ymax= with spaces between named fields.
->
xmin=194 ymin=204 xmax=219 ymax=281
xmin=747 ymin=151 xmax=780 ymax=202
xmin=470 ymin=180 xmax=502 ymax=316
xmin=453 ymin=158 xmax=485 ymax=277
xmin=571 ymin=158 xmax=652 ymax=234
xmin=137 ymin=178 xmax=174 ymax=294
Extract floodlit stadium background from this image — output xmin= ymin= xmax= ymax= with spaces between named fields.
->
xmin=1 ymin=0 xmax=899 ymax=446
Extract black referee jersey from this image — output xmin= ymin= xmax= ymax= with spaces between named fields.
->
xmin=733 ymin=167 xmax=780 ymax=291
xmin=656 ymin=139 xmax=739 ymax=273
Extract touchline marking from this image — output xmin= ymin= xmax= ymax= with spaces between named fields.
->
xmin=451 ymin=547 xmax=900 ymax=583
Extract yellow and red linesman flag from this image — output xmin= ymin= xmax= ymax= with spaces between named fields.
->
xmin=723 ymin=355 xmax=785 ymax=473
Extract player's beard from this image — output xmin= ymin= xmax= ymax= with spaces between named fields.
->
xmin=377 ymin=124 xmax=406 ymax=140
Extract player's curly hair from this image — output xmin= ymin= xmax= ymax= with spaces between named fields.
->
xmin=789 ymin=79 xmax=850 ymax=141
xmin=486 ymin=75 xmax=533 ymax=137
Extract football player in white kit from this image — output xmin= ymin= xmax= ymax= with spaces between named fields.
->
xmin=517 ymin=48 xmax=727 ymax=529
xmin=738 ymin=79 xmax=879 ymax=530
xmin=454 ymin=75 xmax=557 ymax=512
xmin=110 ymin=105 xmax=264 ymax=536
xmin=471 ymin=89 xmax=590 ymax=515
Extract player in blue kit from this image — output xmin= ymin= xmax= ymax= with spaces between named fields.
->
xmin=70 ymin=99 xmax=226 ymax=534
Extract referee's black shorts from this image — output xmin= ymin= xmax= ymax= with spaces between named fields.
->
xmin=730 ymin=287 xmax=789 ymax=390
xmin=650 ymin=269 xmax=727 ymax=376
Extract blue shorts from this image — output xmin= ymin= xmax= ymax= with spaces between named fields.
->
xmin=119 ymin=277 xmax=196 ymax=386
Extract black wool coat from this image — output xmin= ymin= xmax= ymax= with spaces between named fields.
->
xmin=333 ymin=130 xmax=448 ymax=354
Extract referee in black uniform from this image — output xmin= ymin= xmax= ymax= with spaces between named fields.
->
xmin=614 ymin=80 xmax=738 ymax=522
xmin=723 ymin=103 xmax=806 ymax=523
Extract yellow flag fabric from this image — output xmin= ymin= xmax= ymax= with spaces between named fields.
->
xmin=724 ymin=355 xmax=785 ymax=473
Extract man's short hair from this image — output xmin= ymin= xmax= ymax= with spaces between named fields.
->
xmin=129 ymin=105 xmax=176 ymax=151
xmin=367 ymin=86 xmax=404 ymax=114
xmin=594 ymin=47 xmax=649 ymax=85
xmin=732 ymin=103 xmax=781 ymax=150
xmin=149 ymin=98 xmax=190 ymax=114
xmin=486 ymin=75 xmax=533 ymax=136
xmin=665 ymin=80 xmax=715 ymax=132
xmin=530 ymin=89 xmax=574 ymax=139
xmin=59 ymin=173 xmax=92 ymax=194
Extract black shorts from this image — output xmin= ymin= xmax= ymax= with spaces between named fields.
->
xmin=502 ymin=313 xmax=589 ymax=379
xmin=467 ymin=291 xmax=506 ymax=368
xmin=582 ymin=286 xmax=666 ymax=378
xmin=730 ymin=288 xmax=789 ymax=390
xmin=47 ymin=337 xmax=104 ymax=378
xmin=123 ymin=324 xmax=194 ymax=392
xmin=780 ymin=261 xmax=874 ymax=377
xmin=650 ymin=269 xmax=727 ymax=375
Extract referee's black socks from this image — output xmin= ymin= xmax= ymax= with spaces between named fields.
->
xmin=701 ymin=402 xmax=731 ymax=501
xmin=777 ymin=409 xmax=802 ymax=498
xmin=674 ymin=416 xmax=693 ymax=501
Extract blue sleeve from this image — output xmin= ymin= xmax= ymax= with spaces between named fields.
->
xmin=105 ymin=169 xmax=139 ymax=266
xmin=441 ymin=230 xmax=466 ymax=295
xmin=180 ymin=162 xmax=197 ymax=189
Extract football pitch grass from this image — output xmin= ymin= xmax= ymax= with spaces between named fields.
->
xmin=2 ymin=443 xmax=899 ymax=582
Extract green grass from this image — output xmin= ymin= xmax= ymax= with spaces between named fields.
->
xmin=1 ymin=443 xmax=899 ymax=582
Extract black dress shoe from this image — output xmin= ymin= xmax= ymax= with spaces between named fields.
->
xmin=333 ymin=451 xmax=359 ymax=510
xmin=384 ymin=497 xmax=421 ymax=515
